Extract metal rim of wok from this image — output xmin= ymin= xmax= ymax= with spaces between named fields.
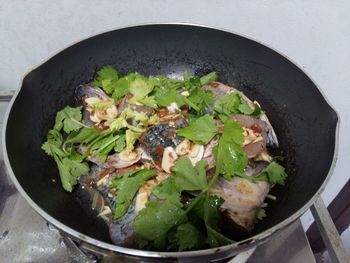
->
xmin=2 ymin=23 xmax=339 ymax=259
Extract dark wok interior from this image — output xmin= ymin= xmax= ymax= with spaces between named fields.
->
xmin=5 ymin=25 xmax=338 ymax=246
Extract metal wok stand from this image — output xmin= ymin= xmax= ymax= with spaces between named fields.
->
xmin=232 ymin=198 xmax=350 ymax=263
xmin=309 ymin=198 xmax=349 ymax=263
xmin=0 ymin=92 xmax=348 ymax=263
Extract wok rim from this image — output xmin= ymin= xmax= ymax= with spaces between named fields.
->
xmin=1 ymin=22 xmax=340 ymax=259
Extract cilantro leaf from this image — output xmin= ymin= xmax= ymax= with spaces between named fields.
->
xmin=183 ymin=72 xmax=201 ymax=91
xmin=64 ymin=127 xmax=99 ymax=145
xmin=213 ymin=119 xmax=248 ymax=179
xmin=182 ymin=96 xmax=201 ymax=112
xmin=137 ymin=158 xmax=234 ymax=250
xmin=151 ymin=177 xmax=182 ymax=206
xmin=112 ymin=77 xmax=131 ymax=100
xmin=172 ymin=157 xmax=208 ymax=191
xmin=54 ymin=106 xmax=83 ymax=133
xmin=200 ymin=72 xmax=217 ymax=86
xmin=214 ymin=92 xmax=258 ymax=116
xmin=42 ymin=116 xmax=90 ymax=192
xmin=186 ymin=89 xmax=213 ymax=113
xmin=41 ymin=129 xmax=65 ymax=157
xmin=133 ymin=200 xmax=186 ymax=250
xmin=125 ymin=129 xmax=142 ymax=153
xmin=221 ymin=119 xmax=245 ymax=144
xmin=255 ymin=161 xmax=288 ymax=186
xmin=169 ymin=222 xmax=205 ymax=251
xmin=108 ymin=107 xmax=158 ymax=153
xmin=150 ymin=76 xmax=184 ymax=107
xmin=235 ymin=161 xmax=288 ymax=186
xmin=56 ymin=157 xmax=89 ymax=192
xmin=153 ymin=86 xmax=184 ymax=107
xmin=214 ymin=93 xmax=241 ymax=116
xmin=93 ymin=66 xmax=119 ymax=86
xmin=128 ymin=77 xmax=158 ymax=108
xmin=177 ymin=115 xmax=218 ymax=144
xmin=238 ymin=97 xmax=263 ymax=116
xmin=108 ymin=116 xmax=128 ymax=131
xmin=89 ymin=133 xmax=121 ymax=162
xmin=190 ymin=194 xmax=232 ymax=247
xmin=238 ymin=101 xmax=254 ymax=115
xmin=114 ymin=134 xmax=126 ymax=152
xmin=68 ymin=148 xmax=86 ymax=162
xmin=152 ymin=157 xmax=208 ymax=206
xmin=65 ymin=127 xmax=122 ymax=162
xmin=137 ymin=95 xmax=158 ymax=108
xmin=93 ymin=66 xmax=119 ymax=94
xmin=129 ymin=78 xmax=154 ymax=97
xmin=42 ymin=129 xmax=90 ymax=192
xmin=149 ymin=75 xmax=182 ymax=87
xmin=206 ymin=225 xmax=233 ymax=247
xmin=111 ymin=169 xmax=157 ymax=219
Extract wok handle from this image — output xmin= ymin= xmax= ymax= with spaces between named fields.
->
xmin=310 ymin=198 xmax=350 ymax=263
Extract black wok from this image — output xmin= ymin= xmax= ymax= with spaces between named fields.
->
xmin=3 ymin=24 xmax=338 ymax=261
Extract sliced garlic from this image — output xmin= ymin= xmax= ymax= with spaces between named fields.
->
xmin=167 ymin=102 xmax=180 ymax=113
xmin=98 ymin=206 xmax=112 ymax=217
xmin=119 ymin=149 xmax=139 ymax=162
xmin=135 ymin=191 xmax=149 ymax=213
xmin=139 ymin=147 xmax=153 ymax=161
xmin=135 ymin=172 xmax=169 ymax=213
xmin=252 ymin=136 xmax=263 ymax=143
xmin=255 ymin=149 xmax=273 ymax=163
xmin=86 ymin=97 xmax=117 ymax=123
xmin=107 ymin=148 xmax=142 ymax=169
xmin=161 ymin=147 xmax=178 ymax=173
xmin=175 ymin=139 xmax=191 ymax=155
xmin=243 ymin=127 xmax=263 ymax=146
xmin=89 ymin=110 xmax=106 ymax=123
xmin=187 ymin=144 xmax=204 ymax=165
xmin=106 ymin=105 xmax=118 ymax=119
xmin=89 ymin=113 xmax=100 ymax=123
xmin=168 ymin=121 xmax=176 ymax=127
xmin=96 ymin=110 xmax=106 ymax=121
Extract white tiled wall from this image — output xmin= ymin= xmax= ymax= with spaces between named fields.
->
xmin=1 ymin=0 xmax=349 ymax=240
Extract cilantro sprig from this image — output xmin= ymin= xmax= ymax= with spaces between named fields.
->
xmin=214 ymin=92 xmax=261 ymax=117
xmin=42 ymin=106 xmax=126 ymax=191
xmin=54 ymin=106 xmax=85 ymax=133
xmin=42 ymin=106 xmax=90 ymax=191
xmin=93 ymin=66 xmax=120 ymax=94
xmin=152 ymin=157 xmax=208 ymax=206
xmin=111 ymin=169 xmax=157 ymax=219
xmin=133 ymin=156 xmax=232 ymax=250
xmin=213 ymin=119 xmax=248 ymax=179
xmin=236 ymin=161 xmax=288 ymax=186
xmin=93 ymin=66 xmax=218 ymax=114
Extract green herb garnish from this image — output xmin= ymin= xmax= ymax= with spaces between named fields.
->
xmin=177 ymin=115 xmax=218 ymax=144
xmin=111 ymin=169 xmax=157 ymax=219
